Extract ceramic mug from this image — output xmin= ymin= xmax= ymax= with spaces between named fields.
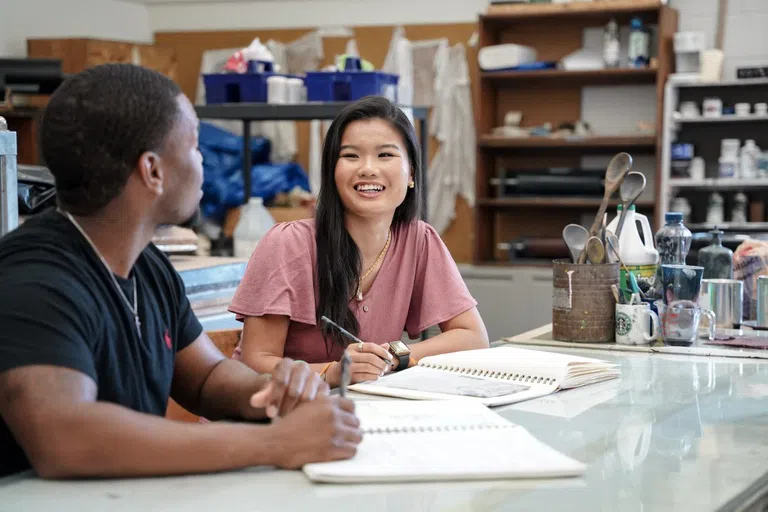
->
xmin=616 ymin=303 xmax=660 ymax=345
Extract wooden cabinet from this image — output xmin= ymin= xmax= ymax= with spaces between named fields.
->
xmin=15 ymin=39 xmax=178 ymax=165
xmin=27 ymin=38 xmax=178 ymax=81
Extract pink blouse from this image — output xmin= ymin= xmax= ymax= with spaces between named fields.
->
xmin=228 ymin=219 xmax=477 ymax=364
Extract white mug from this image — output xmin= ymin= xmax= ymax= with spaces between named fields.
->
xmin=616 ymin=303 xmax=659 ymax=345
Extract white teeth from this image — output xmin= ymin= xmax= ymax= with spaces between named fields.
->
xmin=356 ymin=184 xmax=384 ymax=192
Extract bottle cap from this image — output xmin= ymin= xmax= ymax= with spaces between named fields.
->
xmin=665 ymin=212 xmax=683 ymax=223
xmin=616 ymin=204 xmax=636 ymax=212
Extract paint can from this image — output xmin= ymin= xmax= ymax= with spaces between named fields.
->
xmin=552 ymin=259 xmax=620 ymax=343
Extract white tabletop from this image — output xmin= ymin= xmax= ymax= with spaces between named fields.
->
xmin=3 ymin=339 xmax=768 ymax=511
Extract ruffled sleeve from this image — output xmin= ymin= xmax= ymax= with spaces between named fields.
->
xmin=228 ymin=220 xmax=317 ymax=325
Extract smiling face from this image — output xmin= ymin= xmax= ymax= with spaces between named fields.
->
xmin=334 ymin=118 xmax=412 ymax=220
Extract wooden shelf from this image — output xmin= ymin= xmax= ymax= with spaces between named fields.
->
xmin=481 ymin=67 xmax=657 ymax=85
xmin=482 ymin=0 xmax=663 ymax=24
xmin=478 ymin=197 xmax=656 ymax=209
xmin=478 ymin=135 xmax=657 ymax=152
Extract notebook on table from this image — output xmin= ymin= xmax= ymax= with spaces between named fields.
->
xmin=348 ymin=346 xmax=620 ymax=407
xmin=302 ymin=400 xmax=586 ymax=484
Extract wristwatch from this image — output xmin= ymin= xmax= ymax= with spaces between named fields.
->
xmin=387 ymin=341 xmax=411 ymax=372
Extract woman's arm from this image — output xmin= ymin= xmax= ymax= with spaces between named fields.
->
xmin=407 ymin=307 xmax=489 ymax=362
xmin=239 ymin=314 xmax=334 ymax=377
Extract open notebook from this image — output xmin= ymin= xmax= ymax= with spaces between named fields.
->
xmin=303 ymin=400 xmax=586 ymax=483
xmin=348 ymin=346 xmax=620 ymax=407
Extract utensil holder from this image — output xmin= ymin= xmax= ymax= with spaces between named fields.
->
xmin=552 ymin=260 xmax=620 ymax=343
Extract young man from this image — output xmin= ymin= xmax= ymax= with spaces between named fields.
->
xmin=0 ymin=63 xmax=361 ymax=479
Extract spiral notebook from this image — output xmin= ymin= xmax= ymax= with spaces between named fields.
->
xmin=348 ymin=346 xmax=620 ymax=407
xmin=302 ymin=400 xmax=586 ymax=483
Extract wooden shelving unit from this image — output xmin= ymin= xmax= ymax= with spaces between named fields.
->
xmin=474 ymin=0 xmax=678 ymax=264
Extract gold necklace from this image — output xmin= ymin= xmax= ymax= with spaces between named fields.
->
xmin=356 ymin=230 xmax=391 ymax=301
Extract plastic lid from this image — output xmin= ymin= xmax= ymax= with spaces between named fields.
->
xmin=630 ymin=17 xmax=643 ymax=28
xmin=616 ymin=204 xmax=636 ymax=212
xmin=665 ymin=212 xmax=683 ymax=223
xmin=248 ymin=196 xmax=264 ymax=205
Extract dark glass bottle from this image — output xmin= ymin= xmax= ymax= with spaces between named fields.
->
xmin=698 ymin=230 xmax=734 ymax=279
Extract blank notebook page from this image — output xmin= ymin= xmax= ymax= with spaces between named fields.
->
xmin=303 ymin=401 xmax=586 ymax=483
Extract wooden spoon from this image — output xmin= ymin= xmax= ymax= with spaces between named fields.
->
xmin=579 ymin=152 xmax=633 ymax=263
xmin=615 ymin=171 xmax=647 ymax=240
xmin=585 ymin=236 xmax=605 ymax=265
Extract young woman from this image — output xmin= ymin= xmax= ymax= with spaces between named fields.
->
xmin=229 ymin=96 xmax=488 ymax=387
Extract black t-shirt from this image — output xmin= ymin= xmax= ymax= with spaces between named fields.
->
xmin=0 ymin=210 xmax=203 ymax=477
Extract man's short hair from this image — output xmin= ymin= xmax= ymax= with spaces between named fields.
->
xmin=41 ymin=63 xmax=182 ymax=215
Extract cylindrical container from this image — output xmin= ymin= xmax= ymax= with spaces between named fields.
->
xmin=552 ymin=260 xmax=620 ymax=343
xmin=266 ymin=75 xmax=288 ymax=104
xmin=757 ymin=276 xmax=768 ymax=327
xmin=699 ymin=279 xmax=743 ymax=329
xmin=286 ymin=78 xmax=304 ymax=103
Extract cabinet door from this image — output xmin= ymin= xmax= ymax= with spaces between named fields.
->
xmin=86 ymin=40 xmax=134 ymax=68
xmin=519 ymin=269 xmax=554 ymax=333
xmin=138 ymin=45 xmax=178 ymax=81
xmin=464 ymin=272 xmax=525 ymax=343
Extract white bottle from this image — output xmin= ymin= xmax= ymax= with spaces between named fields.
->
xmin=606 ymin=205 xmax=659 ymax=293
xmin=233 ymin=197 xmax=276 ymax=259
xmin=732 ymin=193 xmax=748 ymax=224
xmin=740 ymin=140 xmax=761 ymax=179
xmin=706 ymin=193 xmax=724 ymax=225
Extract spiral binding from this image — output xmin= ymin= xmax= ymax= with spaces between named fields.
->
xmin=365 ymin=424 xmax=511 ymax=434
xmin=420 ymin=362 xmax=557 ymax=386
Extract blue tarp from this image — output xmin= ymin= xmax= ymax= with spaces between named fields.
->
xmin=199 ymin=122 xmax=310 ymax=222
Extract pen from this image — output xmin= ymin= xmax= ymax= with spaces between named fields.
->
xmin=321 ymin=315 xmax=364 ymax=349
xmin=339 ymin=351 xmax=351 ymax=398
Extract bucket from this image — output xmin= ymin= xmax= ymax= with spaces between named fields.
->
xmin=552 ymin=259 xmax=620 ymax=343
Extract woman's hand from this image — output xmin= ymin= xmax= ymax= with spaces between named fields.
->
xmin=327 ymin=342 xmax=393 ymax=386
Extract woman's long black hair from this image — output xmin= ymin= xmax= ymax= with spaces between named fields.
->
xmin=315 ymin=96 xmax=422 ymax=349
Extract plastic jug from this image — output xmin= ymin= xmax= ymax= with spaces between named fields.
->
xmin=233 ymin=197 xmax=275 ymax=259
xmin=607 ymin=205 xmax=659 ymax=295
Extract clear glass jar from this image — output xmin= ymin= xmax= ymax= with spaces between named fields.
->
xmin=698 ymin=230 xmax=734 ymax=279
xmin=655 ymin=212 xmax=693 ymax=265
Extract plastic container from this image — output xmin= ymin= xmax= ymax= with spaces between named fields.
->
xmin=628 ymin=17 xmax=650 ymax=68
xmin=607 ymin=205 xmax=659 ymax=296
xmin=203 ymin=61 xmax=302 ymax=104
xmin=655 ymin=212 xmax=692 ymax=266
xmin=603 ymin=18 xmax=620 ymax=68
xmin=233 ymin=197 xmax=276 ymax=259
xmin=740 ymin=139 xmax=761 ymax=179
xmin=304 ymin=71 xmax=399 ymax=103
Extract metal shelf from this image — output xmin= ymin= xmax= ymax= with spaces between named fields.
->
xmin=687 ymin=222 xmax=768 ymax=232
xmin=195 ymin=103 xmax=430 ymax=219
xmin=675 ymin=78 xmax=768 ymax=89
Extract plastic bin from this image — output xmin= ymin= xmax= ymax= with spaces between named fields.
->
xmin=304 ymin=71 xmax=399 ymax=103
xmin=203 ymin=60 xmax=301 ymax=104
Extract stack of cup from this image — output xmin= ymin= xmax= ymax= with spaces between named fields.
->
xmin=656 ymin=265 xmax=716 ymax=346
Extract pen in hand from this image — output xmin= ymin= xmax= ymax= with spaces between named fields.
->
xmin=339 ymin=351 xmax=351 ymax=398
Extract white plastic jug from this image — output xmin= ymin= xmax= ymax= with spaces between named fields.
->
xmin=606 ymin=205 xmax=659 ymax=294
xmin=233 ymin=197 xmax=275 ymax=259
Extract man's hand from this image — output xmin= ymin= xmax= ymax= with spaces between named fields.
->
xmin=250 ymin=358 xmax=329 ymax=418
xmin=266 ymin=396 xmax=361 ymax=469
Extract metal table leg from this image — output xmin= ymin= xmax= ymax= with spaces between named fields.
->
xmin=242 ymin=120 xmax=252 ymax=204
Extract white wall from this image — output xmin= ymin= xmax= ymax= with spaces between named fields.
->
xmin=148 ymin=0 xmax=489 ymax=32
xmin=0 ymin=0 xmax=151 ymax=57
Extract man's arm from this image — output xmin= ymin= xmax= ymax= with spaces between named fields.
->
xmin=170 ymin=332 xmax=330 ymax=421
xmin=0 ymin=365 xmax=360 ymax=479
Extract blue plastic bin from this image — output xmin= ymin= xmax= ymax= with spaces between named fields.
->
xmin=203 ymin=61 xmax=300 ymax=104
xmin=304 ymin=71 xmax=399 ymax=103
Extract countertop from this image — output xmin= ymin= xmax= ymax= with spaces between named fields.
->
xmin=2 ymin=338 xmax=768 ymax=511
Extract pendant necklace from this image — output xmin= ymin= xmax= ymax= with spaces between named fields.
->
xmin=59 ymin=209 xmax=143 ymax=342
xmin=356 ymin=230 xmax=391 ymax=301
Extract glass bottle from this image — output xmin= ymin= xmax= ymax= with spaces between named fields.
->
xmin=655 ymin=212 xmax=693 ymax=265
xmin=698 ymin=229 xmax=734 ymax=279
